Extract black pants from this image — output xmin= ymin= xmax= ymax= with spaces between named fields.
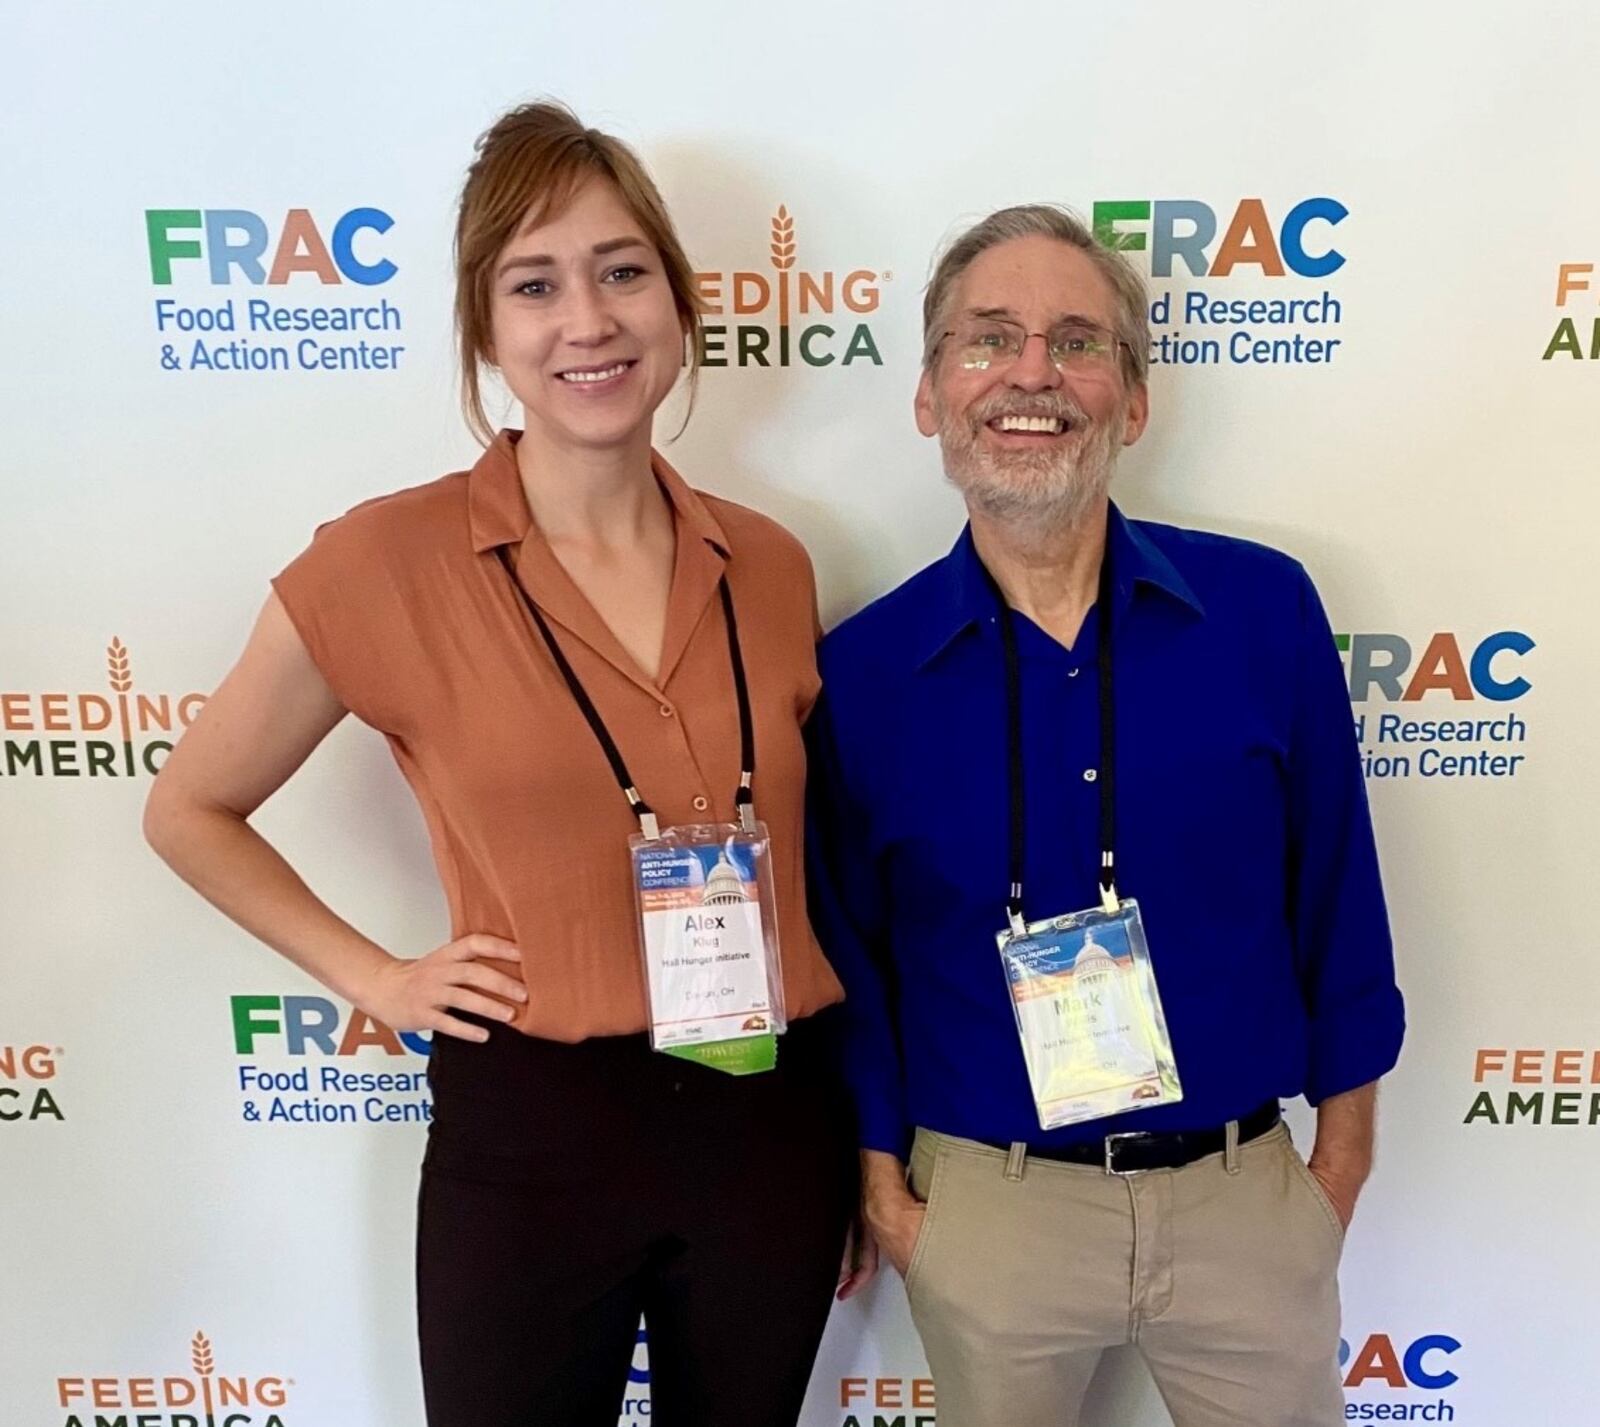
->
xmin=416 ymin=1013 xmax=856 ymax=1427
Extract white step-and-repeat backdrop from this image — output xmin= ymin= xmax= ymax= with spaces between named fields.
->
xmin=5 ymin=4 xmax=1596 ymax=1424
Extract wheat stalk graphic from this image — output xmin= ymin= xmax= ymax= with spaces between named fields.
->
xmin=107 ymin=638 xmax=132 ymax=693
xmin=191 ymin=1331 xmax=214 ymax=1376
xmin=769 ymin=205 xmax=795 ymax=271
xmin=771 ymin=205 xmax=794 ymax=330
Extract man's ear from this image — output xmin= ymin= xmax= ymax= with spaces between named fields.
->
xmin=914 ymin=368 xmax=940 ymax=438
xmin=1121 ymin=380 xmax=1150 ymax=447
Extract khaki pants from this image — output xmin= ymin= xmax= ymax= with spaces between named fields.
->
xmin=904 ymin=1122 xmax=1345 ymax=1427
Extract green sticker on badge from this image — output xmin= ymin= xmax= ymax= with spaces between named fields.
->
xmin=664 ymin=1032 xmax=778 ymax=1076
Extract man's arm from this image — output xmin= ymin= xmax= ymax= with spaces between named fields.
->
xmin=805 ymin=683 xmax=924 ymax=1280
xmin=1285 ymin=567 xmax=1405 ymax=1226
xmin=1308 ymin=1080 xmax=1377 ymax=1227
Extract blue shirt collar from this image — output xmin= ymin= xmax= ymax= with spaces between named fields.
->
xmin=916 ymin=501 xmax=1205 ymax=670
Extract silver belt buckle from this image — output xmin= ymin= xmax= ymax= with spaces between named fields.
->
xmin=1103 ymin=1131 xmax=1149 ymax=1176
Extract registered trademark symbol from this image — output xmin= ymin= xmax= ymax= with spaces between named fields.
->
xmin=55 ymin=1047 xmax=64 ymax=1056
xmin=882 ymin=271 xmax=894 ymax=281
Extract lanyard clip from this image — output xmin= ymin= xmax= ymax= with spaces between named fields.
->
xmin=1006 ymin=885 xmax=1027 ymax=938
xmin=1099 ymin=852 xmax=1119 ymax=914
xmin=626 ymin=787 xmax=660 ymax=841
xmin=737 ymin=773 xmax=756 ymax=832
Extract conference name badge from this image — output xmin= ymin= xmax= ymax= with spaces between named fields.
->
xmin=996 ymin=898 xmax=1181 ymax=1130
xmin=631 ymin=823 xmax=787 ymax=1075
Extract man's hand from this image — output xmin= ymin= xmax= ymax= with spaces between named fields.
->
xmin=836 ymin=1217 xmax=879 ymax=1300
xmin=1305 ymin=1155 xmax=1364 ymax=1230
xmin=1308 ymin=1081 xmax=1379 ymax=1231
xmin=861 ymin=1148 xmax=926 ymax=1279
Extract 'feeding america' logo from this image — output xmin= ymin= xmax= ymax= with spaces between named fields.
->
xmin=56 ymin=1331 xmax=291 ymax=1426
xmin=0 ymin=1040 xmax=64 ymax=1123
xmin=694 ymin=206 xmax=887 ymax=369
xmin=1 ymin=639 xmax=206 ymax=779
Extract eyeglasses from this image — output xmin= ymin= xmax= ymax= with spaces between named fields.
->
xmin=937 ymin=317 xmax=1131 ymax=374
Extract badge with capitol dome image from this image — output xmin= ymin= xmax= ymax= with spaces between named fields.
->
xmin=631 ymin=823 xmax=786 ymax=1075
xmin=997 ymin=899 xmax=1182 ymax=1130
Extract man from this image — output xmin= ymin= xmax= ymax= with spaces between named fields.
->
xmin=810 ymin=205 xmax=1404 ymax=1427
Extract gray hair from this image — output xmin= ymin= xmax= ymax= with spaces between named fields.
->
xmin=921 ymin=204 xmax=1150 ymax=385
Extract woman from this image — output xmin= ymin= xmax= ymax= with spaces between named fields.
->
xmin=144 ymin=101 xmax=858 ymax=1427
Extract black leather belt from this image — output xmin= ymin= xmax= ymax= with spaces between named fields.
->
xmin=982 ymin=1100 xmax=1282 ymax=1175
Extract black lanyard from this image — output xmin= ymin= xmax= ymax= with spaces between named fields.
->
xmin=979 ymin=531 xmax=1118 ymax=935
xmin=496 ymin=549 xmax=756 ymax=840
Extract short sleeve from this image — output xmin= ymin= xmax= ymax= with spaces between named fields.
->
xmin=270 ymin=511 xmax=400 ymax=732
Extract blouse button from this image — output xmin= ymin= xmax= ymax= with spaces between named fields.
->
xmin=1083 ymin=768 xmax=1098 ymax=783
xmin=1068 ymin=667 xmax=1081 ymax=678
xmin=659 ymin=704 xmax=675 ymax=718
xmin=692 ymin=795 xmax=710 ymax=812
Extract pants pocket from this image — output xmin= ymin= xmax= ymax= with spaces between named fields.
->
xmin=903 ymin=1133 xmax=948 ymax=1298
xmin=1284 ymin=1136 xmax=1347 ymax=1249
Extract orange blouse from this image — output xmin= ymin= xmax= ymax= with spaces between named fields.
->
xmin=272 ymin=431 xmax=844 ymax=1040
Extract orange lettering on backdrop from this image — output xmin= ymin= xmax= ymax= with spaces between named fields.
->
xmin=842 ymin=270 xmax=880 ymax=313
xmin=78 ymin=694 xmax=113 ymax=731
xmin=798 ymin=271 xmax=833 ymax=314
xmin=339 ymin=1013 xmax=405 ymax=1056
xmin=1511 ymin=1049 xmax=1545 ymax=1083
xmin=269 ymin=209 xmax=340 ymax=284
xmin=1473 ymin=1048 xmax=1506 ymax=1080
xmin=41 ymin=694 xmax=69 ymax=731
xmin=1552 ymin=1050 xmax=1582 ymax=1083
xmin=1209 ymin=199 xmax=1286 ymax=277
xmin=1403 ymin=633 xmax=1472 ymax=700
xmin=1345 ymin=1335 xmax=1407 ymax=1389
xmin=1555 ymin=263 xmax=1593 ymax=304
xmin=692 ymin=273 xmax=724 ymax=314
xmin=2 ymin=693 xmax=34 ymax=731
xmin=731 ymin=273 xmax=770 ymax=314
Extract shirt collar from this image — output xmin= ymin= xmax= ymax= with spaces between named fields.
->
xmin=915 ymin=501 xmax=1205 ymax=670
xmin=466 ymin=428 xmax=731 ymax=558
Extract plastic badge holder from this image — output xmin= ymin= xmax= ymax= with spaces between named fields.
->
xmin=997 ymin=898 xmax=1182 ymax=1130
xmin=630 ymin=822 xmax=787 ymax=1076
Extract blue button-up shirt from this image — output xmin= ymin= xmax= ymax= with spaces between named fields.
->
xmin=808 ymin=505 xmax=1405 ymax=1155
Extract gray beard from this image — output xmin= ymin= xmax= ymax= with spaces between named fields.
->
xmin=938 ymin=402 xmax=1124 ymax=534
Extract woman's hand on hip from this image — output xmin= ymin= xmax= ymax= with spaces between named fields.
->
xmin=360 ymin=934 xmax=527 ymax=1042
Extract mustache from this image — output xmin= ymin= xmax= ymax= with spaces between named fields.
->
xmin=966 ymin=392 xmax=1093 ymax=428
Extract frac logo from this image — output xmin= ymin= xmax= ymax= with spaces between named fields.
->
xmin=694 ymin=206 xmax=885 ymax=369
xmin=231 ymin=996 xmax=432 ymax=1127
xmin=146 ymin=208 xmax=395 ymax=286
xmin=144 ymin=206 xmax=406 ymax=376
xmin=1340 ymin=631 xmax=1537 ymax=783
xmin=232 ymin=995 xmax=430 ymax=1057
xmin=57 ymin=1331 xmax=289 ymax=1426
xmin=1337 ymin=631 xmax=1534 ymax=704
xmin=0 ymin=1042 xmax=64 ymax=1124
xmin=1093 ymin=197 xmax=1347 ymax=278
xmin=1094 ymin=196 xmax=1350 ymax=368
xmin=1 ymin=639 xmax=206 ymax=779
xmin=1340 ymin=1333 xmax=1461 ymax=1390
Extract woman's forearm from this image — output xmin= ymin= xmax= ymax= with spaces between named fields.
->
xmin=144 ymin=792 xmax=393 ymax=1005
